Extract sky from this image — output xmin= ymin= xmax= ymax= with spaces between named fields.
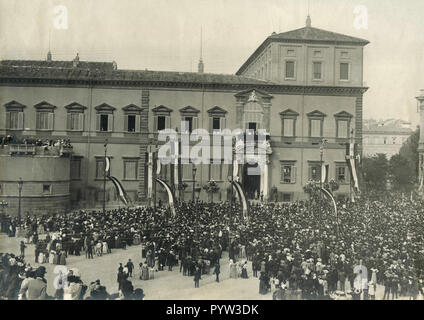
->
xmin=1 ymin=0 xmax=424 ymax=125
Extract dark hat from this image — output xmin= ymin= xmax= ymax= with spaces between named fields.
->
xmin=36 ymin=266 xmax=47 ymax=277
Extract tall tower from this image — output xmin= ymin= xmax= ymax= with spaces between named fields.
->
xmin=416 ymin=90 xmax=424 ymax=191
xmin=198 ymin=27 xmax=204 ymax=74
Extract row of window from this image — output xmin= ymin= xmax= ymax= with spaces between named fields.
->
xmin=4 ymin=101 xmax=143 ymax=133
xmin=280 ymin=162 xmax=349 ymax=184
xmin=4 ymin=101 xmax=352 ymax=139
xmin=285 ymin=61 xmax=350 ymax=81
xmin=71 ymin=157 xmax=140 ymax=181
xmin=363 ymin=136 xmax=408 ymax=145
xmin=72 ymin=157 xmax=350 ymax=186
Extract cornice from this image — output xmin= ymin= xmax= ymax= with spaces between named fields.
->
xmin=0 ymin=77 xmax=368 ymax=97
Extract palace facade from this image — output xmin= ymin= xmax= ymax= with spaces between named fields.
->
xmin=0 ymin=17 xmax=369 ymax=215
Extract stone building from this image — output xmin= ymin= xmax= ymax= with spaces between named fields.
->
xmin=0 ymin=17 xmax=369 ymax=215
xmin=363 ymin=119 xmax=413 ymax=158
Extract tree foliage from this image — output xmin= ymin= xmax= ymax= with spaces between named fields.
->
xmin=388 ymin=154 xmax=415 ymax=191
xmin=398 ymin=128 xmax=419 ymax=178
xmin=362 ymin=153 xmax=389 ymax=191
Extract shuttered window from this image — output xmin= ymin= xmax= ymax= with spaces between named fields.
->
xmin=71 ymin=158 xmax=82 ymax=180
xmin=124 ymin=114 xmax=140 ymax=133
xmin=124 ymin=160 xmax=138 ymax=180
xmin=6 ymin=111 xmax=24 ymax=130
xmin=67 ymin=113 xmax=84 ymax=131
xmin=337 ymin=120 xmax=348 ymax=138
xmin=280 ymin=163 xmax=296 ymax=184
xmin=283 ymin=118 xmax=294 ymax=137
xmin=36 ymin=112 xmax=54 ymax=130
xmin=313 ymin=62 xmax=322 ymax=80
xmin=340 ymin=63 xmax=349 ymax=80
xmin=285 ymin=61 xmax=295 ymax=78
xmin=96 ymin=158 xmax=106 ymax=179
xmin=310 ymin=119 xmax=321 ymax=137
xmin=97 ymin=114 xmax=114 ymax=132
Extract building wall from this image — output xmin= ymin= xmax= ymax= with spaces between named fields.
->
xmin=0 ymin=153 xmax=71 ymax=215
xmin=0 ymin=80 xmax=362 ymax=208
xmin=0 ymin=85 xmax=149 ymax=210
xmin=363 ymin=132 xmax=411 ymax=158
xmin=242 ymin=42 xmax=364 ymax=87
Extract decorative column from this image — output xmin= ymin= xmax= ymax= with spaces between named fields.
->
xmin=416 ymin=90 xmax=424 ymax=193
xmin=138 ymin=89 xmax=150 ymax=203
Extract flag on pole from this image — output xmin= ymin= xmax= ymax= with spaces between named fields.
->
xmin=346 ymin=142 xmax=360 ymax=192
xmin=108 ymin=176 xmax=129 ymax=205
xmin=156 ymin=178 xmax=176 ymax=217
xmin=104 ymin=156 xmax=130 ymax=205
xmin=321 ymin=163 xmax=329 ymax=184
xmin=147 ymin=150 xmax=153 ymax=199
xmin=232 ymin=181 xmax=249 ymax=221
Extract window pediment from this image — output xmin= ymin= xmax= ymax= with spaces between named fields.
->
xmin=4 ymin=100 xmax=26 ymax=111
xmin=95 ymin=103 xmax=115 ymax=113
xmin=207 ymin=106 xmax=227 ymax=116
xmin=307 ymin=110 xmax=327 ymax=118
xmin=64 ymin=102 xmax=87 ymax=113
xmin=234 ymin=88 xmax=273 ymax=102
xmin=152 ymin=105 xmax=173 ymax=114
xmin=180 ymin=106 xmax=200 ymax=115
xmin=280 ymin=108 xmax=299 ymax=118
xmin=122 ymin=104 xmax=143 ymax=114
xmin=334 ymin=111 xmax=353 ymax=119
xmin=34 ymin=101 xmax=56 ymax=111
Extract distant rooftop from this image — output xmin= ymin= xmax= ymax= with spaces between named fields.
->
xmin=363 ymin=119 xmax=413 ymax=134
xmin=0 ymin=59 xmax=276 ymax=86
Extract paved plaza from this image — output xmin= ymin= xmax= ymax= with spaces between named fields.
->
xmin=0 ymin=233 xmax=415 ymax=300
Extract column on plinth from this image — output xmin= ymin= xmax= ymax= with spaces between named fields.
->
xmin=416 ymin=90 xmax=424 ymax=193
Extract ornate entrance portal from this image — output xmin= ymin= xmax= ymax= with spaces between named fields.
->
xmin=242 ymin=163 xmax=260 ymax=199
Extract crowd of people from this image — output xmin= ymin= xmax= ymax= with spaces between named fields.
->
xmin=1 ymin=135 xmax=72 ymax=149
xmin=1 ymin=191 xmax=424 ymax=300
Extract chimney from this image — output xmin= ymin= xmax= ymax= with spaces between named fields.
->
xmin=47 ymin=51 xmax=52 ymax=62
xmin=73 ymin=53 xmax=80 ymax=68
xmin=198 ymin=27 xmax=204 ymax=74
xmin=198 ymin=59 xmax=204 ymax=74
xmin=306 ymin=15 xmax=312 ymax=28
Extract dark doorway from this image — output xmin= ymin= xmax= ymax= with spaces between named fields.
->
xmin=242 ymin=163 xmax=260 ymax=200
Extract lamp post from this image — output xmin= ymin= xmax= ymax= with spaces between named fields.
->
xmin=192 ymin=165 xmax=197 ymax=202
xmin=319 ymin=139 xmax=327 ymax=218
xmin=0 ymin=200 xmax=8 ymax=232
xmin=18 ymin=178 xmax=23 ymax=225
xmin=103 ymin=140 xmax=107 ymax=215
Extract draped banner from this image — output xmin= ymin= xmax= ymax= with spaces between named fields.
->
xmin=108 ymin=175 xmax=129 ymax=205
xmin=321 ymin=163 xmax=329 ymax=184
xmin=232 ymin=181 xmax=248 ymax=221
xmin=346 ymin=142 xmax=360 ymax=192
xmin=156 ymin=178 xmax=176 ymax=217
xmin=321 ymin=188 xmax=339 ymax=223
xmin=233 ymin=159 xmax=239 ymax=180
xmin=147 ymin=151 xmax=153 ymax=199
xmin=105 ymin=156 xmax=111 ymax=176
xmin=156 ymin=156 xmax=161 ymax=176
xmin=104 ymin=156 xmax=130 ymax=206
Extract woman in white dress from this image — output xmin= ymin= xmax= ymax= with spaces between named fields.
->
xmin=102 ymin=241 xmax=109 ymax=254
xmin=49 ymin=250 xmax=55 ymax=264
xmin=229 ymin=260 xmax=238 ymax=279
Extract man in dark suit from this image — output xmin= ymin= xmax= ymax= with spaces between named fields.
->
xmin=213 ymin=262 xmax=220 ymax=283
xmin=126 ymin=259 xmax=134 ymax=277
